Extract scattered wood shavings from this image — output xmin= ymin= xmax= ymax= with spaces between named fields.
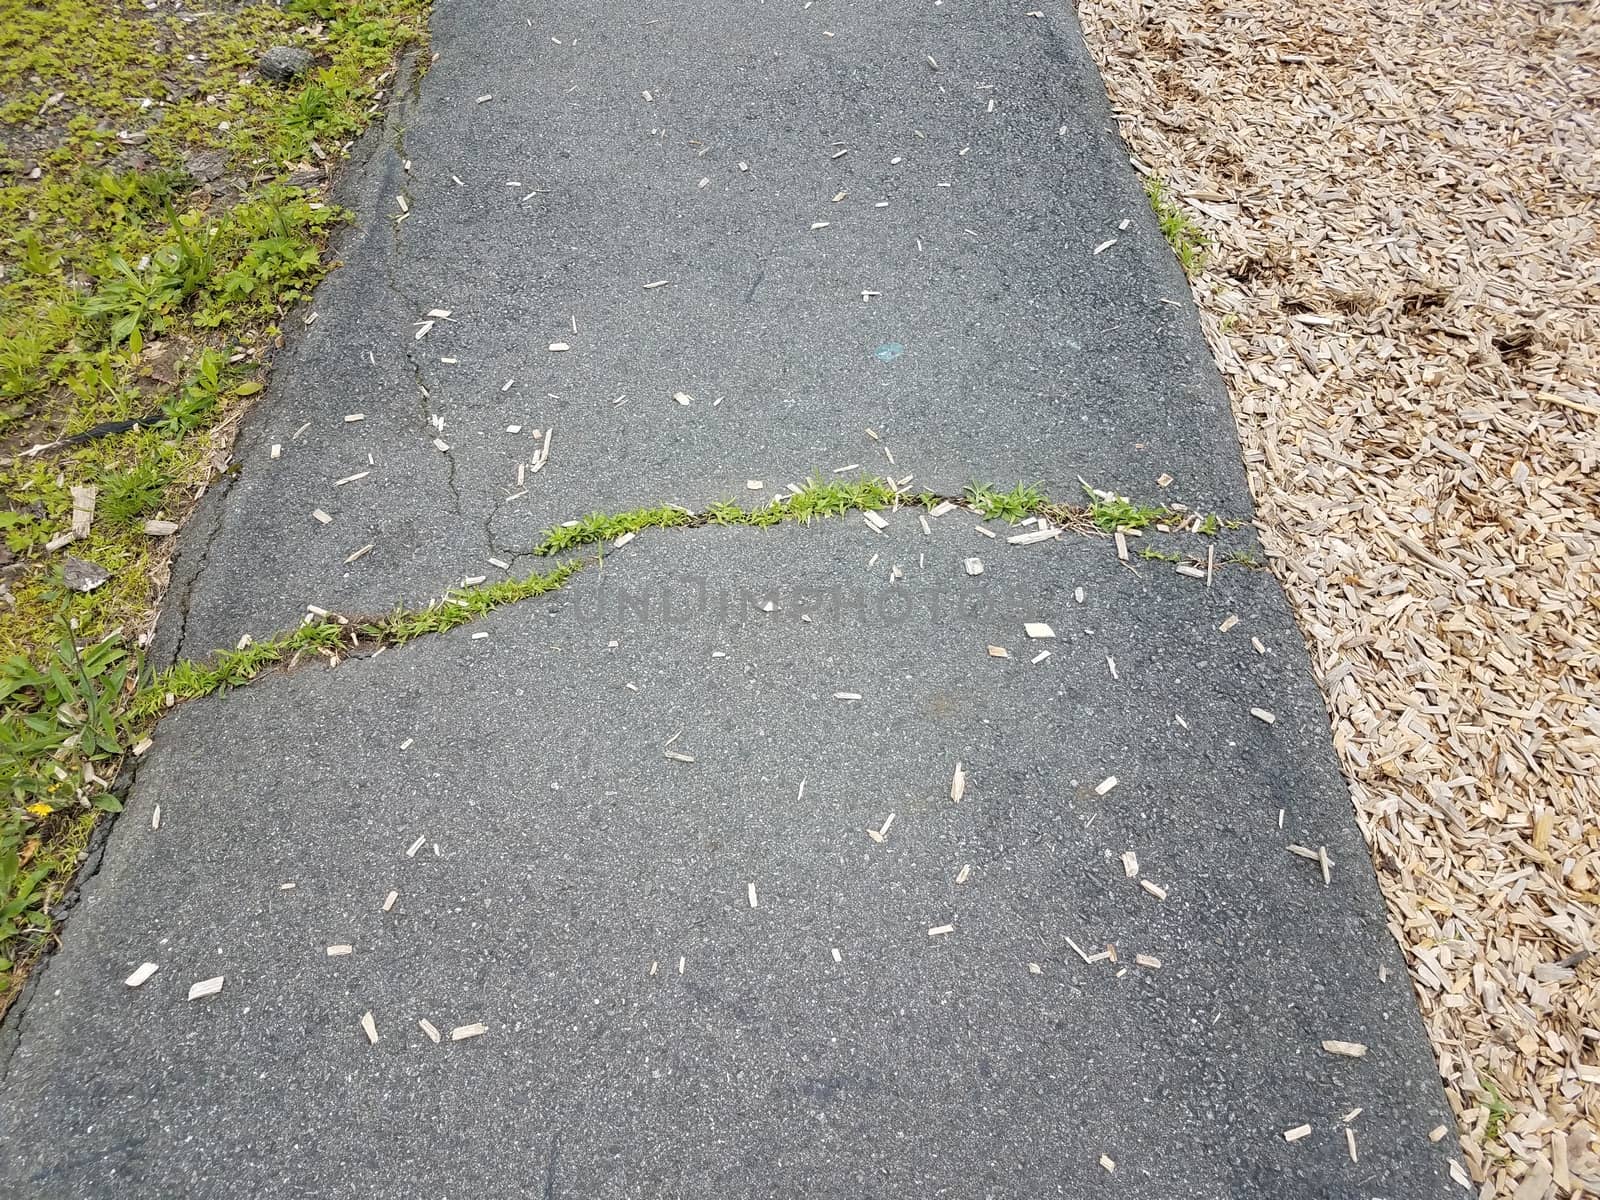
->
xmin=450 ymin=1023 xmax=486 ymax=1041
xmin=928 ymin=924 xmax=954 ymax=937
xmin=188 ymin=976 xmax=224 ymax=1001
xmin=125 ymin=962 xmax=158 ymax=988
xmin=382 ymin=891 xmax=398 ymax=912
xmin=1283 ymin=1124 xmax=1311 ymax=1144
xmin=360 ymin=1012 xmax=379 ymax=1043
xmin=1122 ymin=851 xmax=1139 ymax=878
xmin=419 ymin=1018 xmax=440 ymax=1043
xmin=1140 ymin=879 xmax=1167 ymax=900
xmin=1099 ymin=1155 xmax=1116 ymax=1173
xmin=1249 ymin=708 xmax=1275 ymax=725
xmin=1077 ymin=3 xmax=1600 ymax=1178
xmin=1095 ymin=776 xmax=1118 ymax=796
xmin=1024 ymin=622 xmax=1055 ymax=639
xmin=747 ymin=882 xmax=759 ymax=909
xmin=326 ymin=944 xmax=352 ymax=957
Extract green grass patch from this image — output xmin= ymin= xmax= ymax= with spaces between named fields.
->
xmin=0 ymin=0 xmax=430 ymax=1011
xmin=1144 ymin=177 xmax=1208 ymax=277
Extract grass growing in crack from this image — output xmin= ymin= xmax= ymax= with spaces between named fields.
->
xmin=137 ymin=560 xmax=586 ymax=717
xmin=535 ymin=505 xmax=695 ymax=557
xmin=1085 ymin=490 xmax=1176 ymax=533
xmin=368 ymin=560 xmax=584 ymax=642
xmin=532 ymin=477 xmax=900 ymax=556
xmin=963 ymin=481 xmax=1045 ymax=524
xmin=1144 ymin=177 xmax=1208 ymax=277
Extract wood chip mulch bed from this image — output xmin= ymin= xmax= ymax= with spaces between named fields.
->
xmin=1074 ymin=1 xmax=1599 ymax=1196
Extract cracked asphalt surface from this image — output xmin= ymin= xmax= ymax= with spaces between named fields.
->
xmin=1 ymin=0 xmax=1461 ymax=1196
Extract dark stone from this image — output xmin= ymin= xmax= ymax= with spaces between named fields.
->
xmin=183 ymin=150 xmax=228 ymax=183
xmin=258 ymin=46 xmax=314 ymax=84
xmin=61 ymin=555 xmax=109 ymax=593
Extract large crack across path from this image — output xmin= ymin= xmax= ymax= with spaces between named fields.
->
xmin=137 ymin=478 xmax=1253 ymax=718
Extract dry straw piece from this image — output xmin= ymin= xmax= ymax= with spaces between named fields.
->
xmin=1077 ymin=0 xmax=1600 ymax=1193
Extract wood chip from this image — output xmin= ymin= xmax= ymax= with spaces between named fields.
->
xmin=964 ymin=557 xmax=984 ymax=575
xmin=69 ymin=484 xmax=95 ymax=538
xmin=326 ymin=944 xmax=353 ymax=957
xmin=312 ymin=509 xmax=332 ymax=525
xmin=419 ymin=1018 xmax=440 ymax=1043
xmin=928 ymin=924 xmax=954 ymax=937
xmin=949 ymin=762 xmax=965 ymax=802
xmin=1135 ymin=953 xmax=1162 ymax=969
xmin=1121 ymin=851 xmax=1139 ymax=878
xmin=1024 ymin=622 xmax=1055 ymax=639
xmin=1282 ymin=1124 xmax=1312 ymax=1143
xmin=1140 ymin=879 xmax=1167 ymax=900
xmin=1249 ymin=707 xmax=1276 ymax=725
xmin=1321 ymin=1040 xmax=1368 ymax=1058
xmin=1099 ymin=1154 xmax=1116 ymax=1173
xmin=747 ymin=882 xmax=759 ymax=909
xmin=450 ymin=1023 xmax=487 ymax=1041
xmin=187 ymin=976 xmax=224 ymax=1001
xmin=1096 ymin=776 xmax=1119 ymax=796
xmin=986 ymin=645 xmax=1010 ymax=658
xmin=124 ymin=962 xmax=158 ymax=988
xmin=382 ymin=890 xmax=398 ymax=912
xmin=405 ymin=834 xmax=425 ymax=857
